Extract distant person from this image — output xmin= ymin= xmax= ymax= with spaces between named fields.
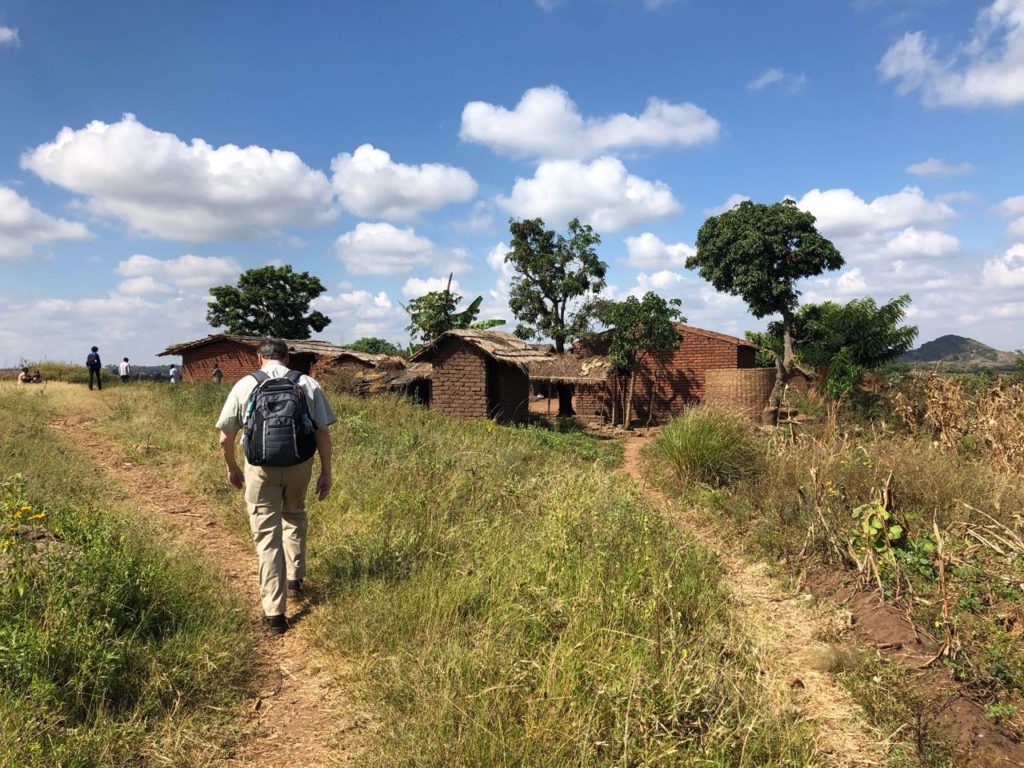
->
xmin=86 ymin=346 xmax=102 ymax=391
xmin=31 ymin=370 xmax=42 ymax=383
xmin=212 ymin=363 xmax=223 ymax=384
xmin=17 ymin=367 xmax=29 ymax=385
xmin=118 ymin=357 xmax=131 ymax=383
xmin=216 ymin=338 xmax=335 ymax=636
xmin=168 ymin=364 xmax=181 ymax=384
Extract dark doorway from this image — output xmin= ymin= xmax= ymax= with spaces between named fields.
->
xmin=485 ymin=357 xmax=501 ymax=420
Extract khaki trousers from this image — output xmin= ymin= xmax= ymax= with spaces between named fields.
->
xmin=243 ymin=458 xmax=314 ymax=617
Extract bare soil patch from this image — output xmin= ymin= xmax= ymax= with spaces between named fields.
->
xmin=807 ymin=568 xmax=1024 ymax=767
xmin=51 ymin=414 xmax=373 ymax=767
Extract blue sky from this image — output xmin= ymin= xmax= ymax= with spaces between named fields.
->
xmin=2 ymin=0 xmax=1023 ymax=365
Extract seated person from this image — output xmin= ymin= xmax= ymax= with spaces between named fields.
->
xmin=31 ymin=370 xmax=42 ymax=383
xmin=17 ymin=367 xmax=29 ymax=384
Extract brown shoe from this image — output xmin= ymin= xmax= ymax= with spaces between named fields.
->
xmin=262 ymin=614 xmax=288 ymax=636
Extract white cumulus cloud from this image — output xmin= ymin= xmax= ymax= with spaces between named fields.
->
xmin=879 ymin=0 xmax=1024 ymax=107
xmin=0 ymin=185 xmax=92 ymax=260
xmin=798 ymin=186 xmax=955 ymax=238
xmin=401 ymin=276 xmax=464 ymax=299
xmin=0 ymin=26 xmax=18 ymax=46
xmin=330 ymin=144 xmax=477 ymax=220
xmin=624 ymin=232 xmax=694 ymax=269
xmin=335 ymin=222 xmax=467 ymax=276
xmin=983 ymin=243 xmax=1024 ymax=287
xmin=497 ymin=156 xmax=681 ymax=232
xmin=796 ymin=186 xmax=961 ymax=267
xmin=312 ymin=289 xmax=406 ymax=343
xmin=21 ymin=114 xmax=336 ymax=241
xmin=906 ymin=157 xmax=975 ymax=176
xmin=114 ymin=253 xmax=240 ymax=294
xmin=460 ymin=85 xmax=720 ymax=159
xmin=996 ymin=194 xmax=1024 ymax=237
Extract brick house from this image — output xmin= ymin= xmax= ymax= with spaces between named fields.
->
xmin=157 ymin=335 xmax=367 ymax=383
xmin=572 ymin=324 xmax=758 ymax=424
xmin=409 ymin=329 xmax=550 ymax=423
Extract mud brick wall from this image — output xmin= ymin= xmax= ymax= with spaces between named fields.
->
xmin=575 ymin=381 xmax=613 ymax=423
xmin=705 ymin=367 xmax=775 ymax=419
xmin=432 ymin=342 xmax=489 ymax=420
xmin=181 ymin=341 xmax=259 ymax=383
xmin=574 ymin=329 xmax=756 ymax=425
xmin=491 ymin=361 xmax=530 ymax=424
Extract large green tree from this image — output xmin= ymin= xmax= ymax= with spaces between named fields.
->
xmin=506 ymin=217 xmax=607 ymax=416
xmin=207 ymin=265 xmax=330 ymax=340
xmin=756 ymin=295 xmax=918 ymax=399
xmin=688 ymin=200 xmax=843 ymax=419
xmin=592 ymin=292 xmax=684 ymax=427
xmin=505 ymin=217 xmax=607 ymax=353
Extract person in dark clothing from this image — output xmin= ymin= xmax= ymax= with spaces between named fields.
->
xmin=86 ymin=346 xmax=103 ymax=390
xmin=212 ymin=363 xmax=223 ymax=384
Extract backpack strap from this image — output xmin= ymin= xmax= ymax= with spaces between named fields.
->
xmin=250 ymin=371 xmax=270 ymax=384
xmin=284 ymin=370 xmax=302 ymax=385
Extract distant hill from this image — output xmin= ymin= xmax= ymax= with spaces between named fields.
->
xmin=901 ymin=335 xmax=1019 ymax=371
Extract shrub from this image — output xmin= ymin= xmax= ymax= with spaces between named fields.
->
xmin=647 ymin=407 xmax=764 ymax=488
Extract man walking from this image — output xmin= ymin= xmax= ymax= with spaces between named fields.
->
xmin=86 ymin=346 xmax=102 ymax=390
xmin=215 ymin=339 xmax=335 ymax=635
xmin=118 ymin=357 xmax=131 ymax=383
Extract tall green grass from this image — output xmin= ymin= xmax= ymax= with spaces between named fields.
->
xmin=0 ymin=386 xmax=252 ymax=768
xmin=646 ymin=407 xmax=764 ymax=488
xmin=82 ymin=385 xmax=819 ymax=766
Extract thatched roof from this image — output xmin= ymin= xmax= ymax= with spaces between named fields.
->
xmin=329 ymin=350 xmax=406 ymax=369
xmin=158 ymin=334 xmax=398 ymax=363
xmin=409 ymin=329 xmax=554 ymax=368
xmin=357 ymin=362 xmax=432 ymax=395
xmin=528 ymin=354 xmax=610 ymax=384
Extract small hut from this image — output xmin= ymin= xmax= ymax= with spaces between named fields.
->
xmin=409 ymin=329 xmax=551 ymax=423
xmin=158 ymin=335 xmax=357 ymax=383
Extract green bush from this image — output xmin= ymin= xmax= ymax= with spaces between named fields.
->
xmin=647 ymin=407 xmax=764 ymax=488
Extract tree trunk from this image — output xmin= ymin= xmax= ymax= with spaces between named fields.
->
xmin=624 ymin=369 xmax=636 ymax=430
xmin=763 ymin=312 xmax=795 ymax=425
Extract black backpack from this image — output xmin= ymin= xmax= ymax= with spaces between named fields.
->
xmin=243 ymin=370 xmax=318 ymax=467
xmin=86 ymin=352 xmax=100 ymax=369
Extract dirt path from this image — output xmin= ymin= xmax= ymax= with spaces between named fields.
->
xmin=620 ymin=435 xmax=891 ymax=767
xmin=51 ymin=406 xmax=371 ymax=767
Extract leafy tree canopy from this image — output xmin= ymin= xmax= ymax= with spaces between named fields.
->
xmin=346 ymin=337 xmax=405 ymax=357
xmin=759 ymin=295 xmax=919 ymax=398
xmin=593 ymin=293 xmax=685 ymax=373
xmin=207 ymin=265 xmax=330 ymax=340
xmin=506 ymin=217 xmax=607 ymax=353
xmin=689 ymin=200 xmax=844 ymax=321
xmin=589 ymin=292 xmax=684 ymax=426
xmin=405 ymin=283 xmax=482 ymax=345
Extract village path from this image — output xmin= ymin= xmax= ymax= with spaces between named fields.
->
xmin=48 ymin=387 xmax=372 ymax=767
xmin=619 ymin=433 xmax=892 ymax=768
